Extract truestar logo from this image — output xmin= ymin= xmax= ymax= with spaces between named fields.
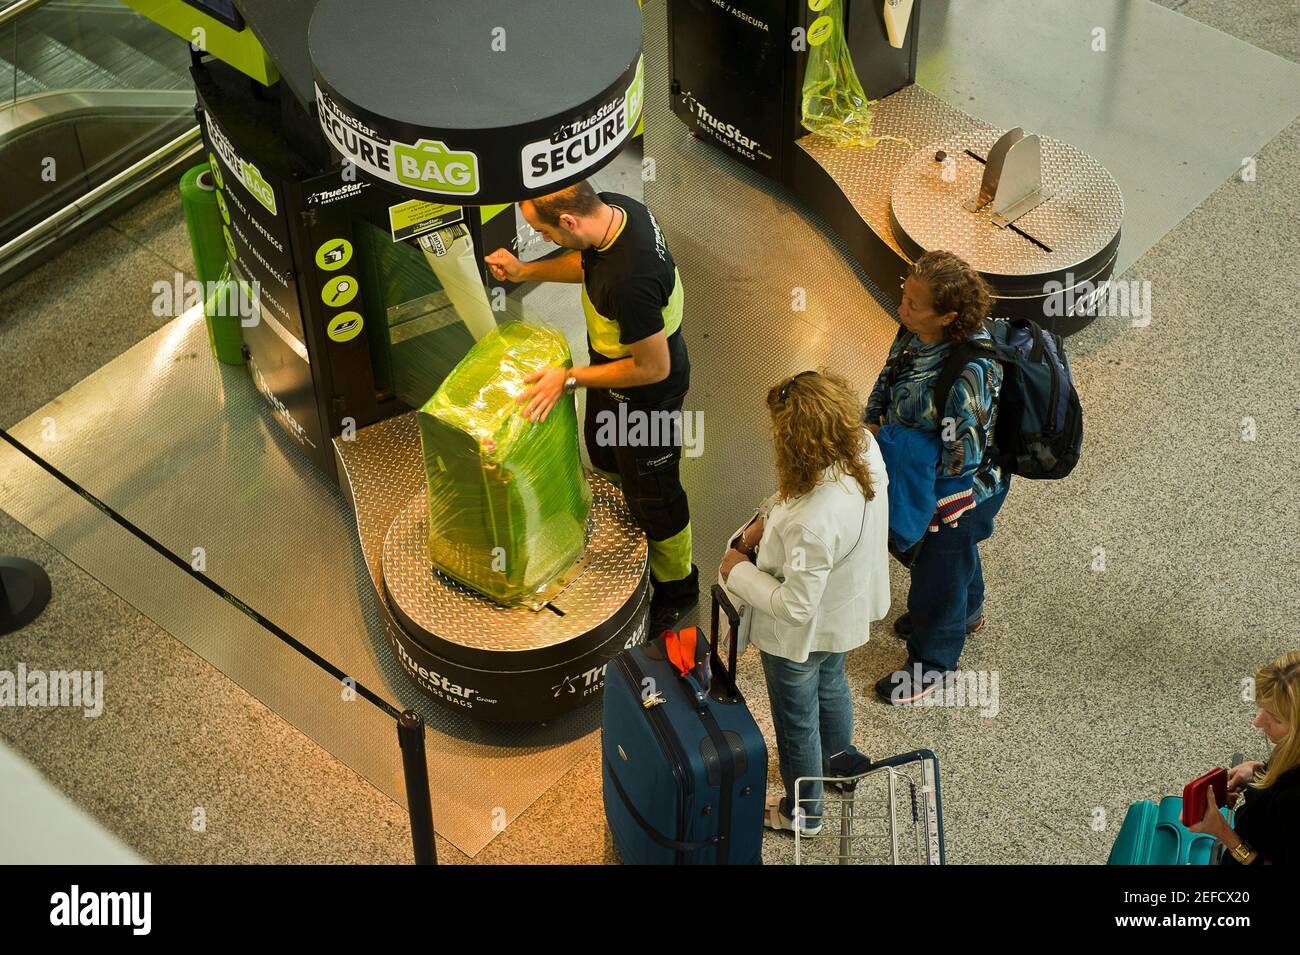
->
xmin=249 ymin=356 xmax=316 ymax=449
xmin=683 ymin=93 xmax=761 ymax=151
xmin=395 ymin=641 xmax=478 ymax=701
xmin=307 ymin=180 xmax=369 ymax=207
xmin=552 ymin=664 xmax=608 ymax=698
xmin=522 ymin=55 xmax=644 ymax=189
xmin=315 ymin=84 xmax=480 ymax=197
xmin=50 ymin=886 xmax=151 ymax=936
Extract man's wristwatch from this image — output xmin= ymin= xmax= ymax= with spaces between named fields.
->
xmin=1230 ymin=842 xmax=1258 ymax=864
xmin=563 ymin=375 xmax=579 ymax=395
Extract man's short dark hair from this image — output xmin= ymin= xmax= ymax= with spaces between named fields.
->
xmin=528 ymin=181 xmax=602 ymax=226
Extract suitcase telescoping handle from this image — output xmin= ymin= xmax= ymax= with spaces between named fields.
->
xmin=709 ymin=584 xmax=741 ymax=702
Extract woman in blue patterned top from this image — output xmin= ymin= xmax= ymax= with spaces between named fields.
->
xmin=864 ymin=250 xmax=1010 ymax=704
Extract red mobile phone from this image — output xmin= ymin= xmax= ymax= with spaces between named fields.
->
xmin=1181 ymin=767 xmax=1227 ymax=827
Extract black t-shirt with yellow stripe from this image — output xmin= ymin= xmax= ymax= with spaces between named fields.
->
xmin=580 ymin=193 xmax=688 ymax=403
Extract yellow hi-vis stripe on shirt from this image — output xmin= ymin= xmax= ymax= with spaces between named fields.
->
xmin=583 ymin=267 xmax=684 ymax=360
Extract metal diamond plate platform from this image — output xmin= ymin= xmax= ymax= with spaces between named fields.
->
xmin=798 ymin=84 xmax=1124 ymax=289
xmin=889 ymin=132 xmax=1123 ymax=280
xmin=382 ymin=473 xmax=645 ymax=661
xmin=796 ymin=84 xmax=983 ymax=261
xmin=336 ymin=407 xmax=648 ymax=723
xmin=2 ymin=310 xmax=609 ymax=856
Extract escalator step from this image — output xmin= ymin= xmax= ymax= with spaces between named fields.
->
xmin=74 ymin=31 xmax=190 ymax=91
xmin=15 ymin=31 xmax=124 ymax=92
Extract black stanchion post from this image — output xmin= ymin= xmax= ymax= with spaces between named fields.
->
xmin=0 ymin=556 xmax=52 ymax=636
xmin=397 ymin=709 xmax=438 ymax=865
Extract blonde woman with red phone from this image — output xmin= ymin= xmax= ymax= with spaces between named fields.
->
xmin=1189 ymin=651 xmax=1300 ymax=865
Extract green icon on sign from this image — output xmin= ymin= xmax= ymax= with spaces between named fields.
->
xmin=626 ymin=57 xmax=645 ymax=127
xmin=393 ymin=138 xmax=480 ymax=195
xmin=327 ymin=311 xmax=364 ymax=343
xmin=216 ymin=190 xmax=230 ymax=225
xmin=321 ymin=274 xmax=358 ymax=308
xmin=240 ymin=160 xmax=277 ymax=215
xmin=222 ymin=224 xmax=237 ymax=263
xmin=208 ymin=152 xmax=224 ymax=190
xmin=808 ymin=14 xmax=833 ymax=45
xmin=315 ymin=238 xmax=353 ymax=271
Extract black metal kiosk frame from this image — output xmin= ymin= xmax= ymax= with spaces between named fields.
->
xmin=666 ymin=0 xmax=1124 ymax=334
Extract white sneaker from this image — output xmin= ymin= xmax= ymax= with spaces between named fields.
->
xmin=764 ymin=794 xmax=823 ymax=836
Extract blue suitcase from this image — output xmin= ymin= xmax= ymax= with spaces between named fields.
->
xmin=1108 ymin=795 xmax=1229 ymax=864
xmin=602 ymin=585 xmax=767 ymax=865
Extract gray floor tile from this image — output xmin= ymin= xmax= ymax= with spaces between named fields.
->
xmin=0 ymin=226 xmax=186 ymax=428
xmin=1155 ymin=0 xmax=1300 ymax=63
xmin=109 ymin=186 xmax=201 ymax=279
xmin=0 ymin=510 xmax=416 ymax=865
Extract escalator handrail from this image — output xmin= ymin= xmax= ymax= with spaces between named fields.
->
xmin=0 ymin=0 xmax=55 ymax=29
xmin=2 ymin=87 xmax=196 ymax=135
xmin=0 ymin=122 xmax=200 ymax=263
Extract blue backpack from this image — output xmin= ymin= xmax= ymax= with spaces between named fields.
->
xmin=934 ymin=318 xmax=1084 ymax=480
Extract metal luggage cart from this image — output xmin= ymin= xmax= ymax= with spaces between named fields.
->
xmin=793 ymin=749 xmax=944 ymax=865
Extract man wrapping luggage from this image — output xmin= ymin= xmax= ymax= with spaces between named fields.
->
xmin=485 ymin=180 xmax=698 ymax=632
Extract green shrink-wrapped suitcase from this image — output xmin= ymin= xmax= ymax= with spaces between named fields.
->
xmin=417 ymin=321 xmax=591 ymax=605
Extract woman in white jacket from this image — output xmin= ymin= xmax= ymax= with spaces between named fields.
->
xmin=720 ymin=370 xmax=890 ymax=835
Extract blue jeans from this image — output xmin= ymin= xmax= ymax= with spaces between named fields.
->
xmin=906 ymin=483 xmax=1009 ymax=672
xmin=760 ymin=650 xmax=858 ymax=824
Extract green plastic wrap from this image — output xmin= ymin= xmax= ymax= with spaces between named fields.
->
xmin=417 ymin=321 xmax=591 ymax=605
xmin=179 ymin=163 xmax=227 ymax=289
xmin=203 ymin=264 xmax=246 ymax=366
xmin=801 ymin=0 xmax=906 ymax=148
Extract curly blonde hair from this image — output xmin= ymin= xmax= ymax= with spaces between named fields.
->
xmin=909 ymin=250 xmax=992 ymax=341
xmin=766 ymin=370 xmax=874 ymax=503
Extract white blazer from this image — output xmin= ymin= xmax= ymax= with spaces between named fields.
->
xmin=726 ymin=433 xmax=890 ymax=663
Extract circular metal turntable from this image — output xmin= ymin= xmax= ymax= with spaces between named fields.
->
xmin=380 ymin=471 xmax=648 ymax=723
xmin=889 ymin=129 xmax=1123 ymax=324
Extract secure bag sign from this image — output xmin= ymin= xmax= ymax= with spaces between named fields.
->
xmin=522 ymin=55 xmax=644 ymax=190
xmin=205 ymin=111 xmax=277 ymax=215
xmin=315 ymin=84 xmax=481 ymax=197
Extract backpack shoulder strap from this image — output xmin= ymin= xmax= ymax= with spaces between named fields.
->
xmin=882 ymin=326 xmax=918 ymax=389
xmin=933 ymin=337 xmax=996 ymax=418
